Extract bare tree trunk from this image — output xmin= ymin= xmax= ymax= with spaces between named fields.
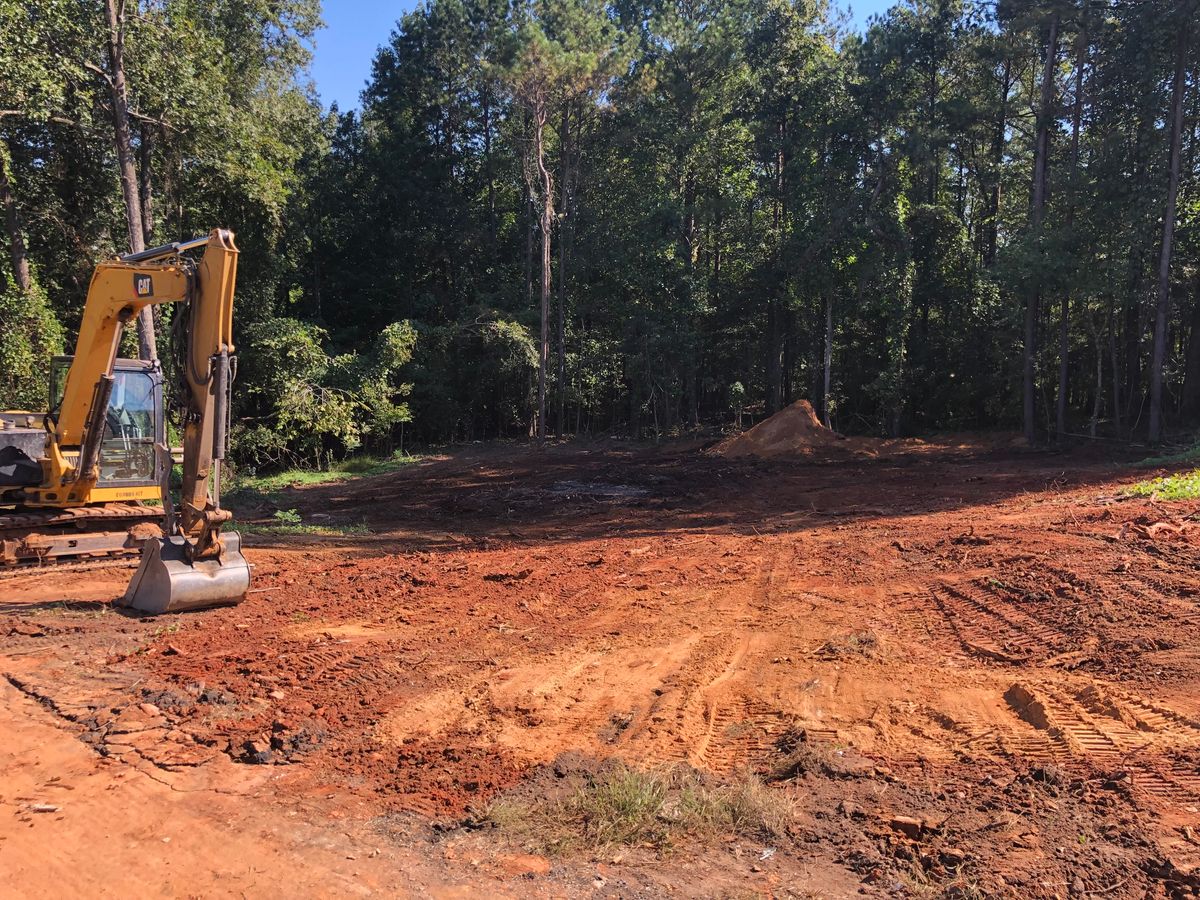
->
xmin=822 ymin=292 xmax=833 ymax=428
xmin=1024 ymin=14 xmax=1058 ymax=443
xmin=556 ymin=104 xmax=569 ymax=437
xmin=0 ymin=148 xmax=32 ymax=293
xmin=103 ymin=0 xmax=156 ymax=361
xmin=138 ymin=122 xmax=154 ymax=245
xmin=483 ymin=88 xmax=496 ymax=247
xmin=1087 ymin=312 xmax=1103 ymax=438
xmin=766 ymin=120 xmax=786 ymax=414
xmin=532 ymin=101 xmax=554 ymax=445
xmin=1057 ymin=26 xmax=1087 ymax=440
xmin=1149 ymin=15 xmax=1190 ymax=444
xmin=983 ymin=56 xmax=1011 ymax=267
xmin=1109 ymin=303 xmax=1123 ymax=437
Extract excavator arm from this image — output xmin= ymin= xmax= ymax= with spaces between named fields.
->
xmin=41 ymin=231 xmax=237 ymax=550
xmin=40 ymin=228 xmax=250 ymax=612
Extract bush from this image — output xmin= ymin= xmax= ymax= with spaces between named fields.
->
xmin=233 ymin=316 xmax=417 ymax=468
xmin=0 ymin=282 xmax=65 ymax=410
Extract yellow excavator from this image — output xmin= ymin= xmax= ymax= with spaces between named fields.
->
xmin=0 ymin=229 xmax=250 ymax=612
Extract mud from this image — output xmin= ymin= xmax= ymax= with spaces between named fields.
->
xmin=3 ymin=438 xmax=1200 ymax=896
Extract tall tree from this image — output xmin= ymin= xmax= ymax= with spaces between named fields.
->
xmin=1148 ymin=5 xmax=1193 ymax=443
xmin=1024 ymin=12 xmax=1059 ymax=442
xmin=98 ymin=0 xmax=155 ymax=360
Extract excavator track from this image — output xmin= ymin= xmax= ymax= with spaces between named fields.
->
xmin=0 ymin=556 xmax=139 ymax=582
xmin=0 ymin=504 xmax=162 ymax=570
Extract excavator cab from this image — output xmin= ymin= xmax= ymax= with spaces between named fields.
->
xmin=50 ymin=357 xmax=163 ymax=489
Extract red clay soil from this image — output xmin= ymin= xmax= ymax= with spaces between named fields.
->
xmin=3 ymin=437 xmax=1200 ymax=897
xmin=715 ymin=399 xmax=841 ymax=457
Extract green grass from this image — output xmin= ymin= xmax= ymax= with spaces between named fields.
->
xmin=1126 ymin=469 xmax=1200 ymax=501
xmin=224 ymin=452 xmax=417 ymax=538
xmin=235 ymin=507 xmax=371 ymax=537
xmin=484 ymin=764 xmax=793 ymax=855
xmin=224 ymin=451 xmax=420 ymax=511
xmin=1136 ymin=442 xmax=1200 ymax=468
xmin=230 ymin=452 xmax=421 ymax=494
xmin=237 ymin=521 xmax=372 ymax=537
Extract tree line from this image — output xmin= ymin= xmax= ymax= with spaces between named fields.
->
xmin=1 ymin=0 xmax=1198 ymax=467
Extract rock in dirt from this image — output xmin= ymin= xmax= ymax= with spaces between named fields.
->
xmin=713 ymin=400 xmax=842 ymax=458
xmin=496 ymin=853 xmax=551 ymax=877
xmin=243 ymin=739 xmax=274 ymax=765
xmin=888 ymin=815 xmax=925 ymax=839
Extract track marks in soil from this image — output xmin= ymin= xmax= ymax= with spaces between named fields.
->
xmin=628 ymin=630 xmax=788 ymax=775
xmin=932 ymin=580 xmax=1072 ymax=665
xmin=997 ymin=679 xmax=1200 ymax=807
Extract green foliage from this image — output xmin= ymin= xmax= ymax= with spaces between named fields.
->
xmin=1126 ymin=471 xmax=1200 ymax=501
xmin=1137 ymin=444 xmax=1200 ymax=468
xmin=0 ymin=282 xmax=65 ymax=409
xmin=233 ymin=317 xmax=417 ymax=468
xmin=3 ymin=0 xmax=1199 ymax=453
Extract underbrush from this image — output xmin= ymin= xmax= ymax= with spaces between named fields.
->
xmin=483 ymin=763 xmax=793 ymax=855
xmin=224 ymin=451 xmax=420 ymax=514
xmin=231 ymin=451 xmax=421 ymax=495
xmin=235 ymin=507 xmax=371 ymax=537
xmin=1126 ymin=470 xmax=1200 ymax=500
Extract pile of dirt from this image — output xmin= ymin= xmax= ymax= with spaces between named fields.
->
xmin=714 ymin=399 xmax=842 ymax=458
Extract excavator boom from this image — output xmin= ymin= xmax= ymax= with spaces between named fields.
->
xmin=23 ymin=229 xmax=250 ymax=611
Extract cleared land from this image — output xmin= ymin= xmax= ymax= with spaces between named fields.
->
xmin=2 ymin=438 xmax=1199 ymax=897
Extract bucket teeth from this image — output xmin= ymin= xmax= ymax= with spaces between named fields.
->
xmin=119 ymin=532 xmax=250 ymax=614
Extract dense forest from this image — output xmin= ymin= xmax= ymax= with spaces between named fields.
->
xmin=1 ymin=0 xmax=1198 ymax=467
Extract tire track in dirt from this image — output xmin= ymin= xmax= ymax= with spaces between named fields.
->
xmin=998 ymin=678 xmax=1200 ymax=809
xmin=932 ymin=580 xmax=1072 ymax=664
xmin=623 ymin=548 xmax=790 ymax=774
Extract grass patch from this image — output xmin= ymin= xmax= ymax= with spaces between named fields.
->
xmin=483 ymin=763 xmax=793 ymax=855
xmin=1125 ymin=470 xmax=1200 ymax=501
xmin=236 ymin=508 xmax=371 ymax=537
xmin=237 ymin=521 xmax=371 ymax=538
xmin=225 ymin=453 xmax=422 ymax=518
xmin=817 ymin=630 xmax=880 ymax=659
xmin=226 ymin=452 xmax=421 ymax=506
xmin=1137 ymin=443 xmax=1200 ymax=468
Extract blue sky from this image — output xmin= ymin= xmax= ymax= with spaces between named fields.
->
xmin=309 ymin=1 xmax=896 ymax=112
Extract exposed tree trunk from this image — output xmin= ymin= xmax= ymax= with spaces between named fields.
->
xmin=1148 ymin=14 xmax=1190 ymax=444
xmin=103 ymin=0 xmax=156 ymax=361
xmin=482 ymin=87 xmax=496 ymax=247
xmin=1057 ymin=25 xmax=1087 ymax=440
xmin=766 ymin=301 xmax=784 ymax=414
xmin=1109 ymin=302 xmax=1123 ymax=437
xmin=1183 ymin=272 xmax=1200 ymax=419
xmin=766 ymin=119 xmax=787 ymax=414
xmin=0 ymin=148 xmax=32 ymax=293
xmin=532 ymin=100 xmax=554 ymax=445
xmin=138 ymin=122 xmax=154 ymax=245
xmin=983 ymin=56 xmax=1011 ymax=267
xmin=1087 ymin=312 xmax=1103 ymax=438
xmin=1024 ymin=14 xmax=1058 ymax=443
xmin=822 ymin=292 xmax=834 ymax=428
xmin=556 ymin=103 xmax=569 ymax=437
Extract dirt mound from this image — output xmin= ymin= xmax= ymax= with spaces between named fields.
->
xmin=715 ymin=399 xmax=841 ymax=458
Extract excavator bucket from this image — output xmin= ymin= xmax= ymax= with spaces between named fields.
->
xmin=119 ymin=532 xmax=250 ymax=614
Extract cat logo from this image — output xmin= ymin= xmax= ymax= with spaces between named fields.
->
xmin=134 ymin=274 xmax=153 ymax=297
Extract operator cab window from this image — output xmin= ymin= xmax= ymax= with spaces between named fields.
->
xmin=49 ymin=357 xmax=161 ymax=486
xmin=99 ymin=369 xmax=157 ymax=483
